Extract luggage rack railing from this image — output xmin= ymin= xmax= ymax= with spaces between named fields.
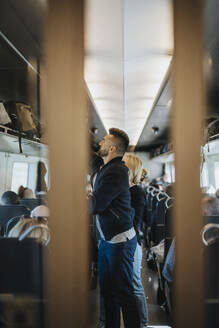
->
xmin=0 ymin=124 xmax=41 ymax=144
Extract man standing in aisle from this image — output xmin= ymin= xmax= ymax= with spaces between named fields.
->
xmin=91 ymin=128 xmax=140 ymax=328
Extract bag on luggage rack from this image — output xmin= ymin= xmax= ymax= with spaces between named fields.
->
xmin=3 ymin=101 xmax=41 ymax=153
xmin=17 ymin=103 xmax=37 ymax=133
xmin=3 ymin=101 xmax=39 ymax=136
xmin=0 ymin=103 xmax=11 ymax=125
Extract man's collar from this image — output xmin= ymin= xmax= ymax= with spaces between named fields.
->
xmin=103 ymin=156 xmax=123 ymax=168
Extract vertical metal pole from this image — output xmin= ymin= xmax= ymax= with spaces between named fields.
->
xmin=172 ymin=1 xmax=205 ymax=327
xmin=44 ymin=1 xmax=88 ymax=327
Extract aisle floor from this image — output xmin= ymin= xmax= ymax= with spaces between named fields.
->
xmin=141 ymin=247 xmax=171 ymax=327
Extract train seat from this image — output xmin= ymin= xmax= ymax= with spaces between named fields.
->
xmin=0 ymin=237 xmax=44 ymax=296
xmin=205 ymin=238 xmax=219 ymax=328
xmin=0 ymin=205 xmax=30 ymax=235
xmin=20 ymin=198 xmax=43 ymax=211
xmin=151 ymin=198 xmax=167 ymax=245
xmin=204 ymin=215 xmax=219 ymax=225
xmin=0 ymin=237 xmax=45 ymax=327
xmin=5 ymin=216 xmax=22 ymax=236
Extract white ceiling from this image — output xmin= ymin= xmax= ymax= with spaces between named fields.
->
xmin=85 ymin=0 xmax=173 ymax=146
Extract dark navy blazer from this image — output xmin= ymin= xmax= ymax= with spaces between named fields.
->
xmin=91 ymin=157 xmax=134 ymax=240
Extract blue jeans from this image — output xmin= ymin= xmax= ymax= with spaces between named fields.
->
xmin=98 ymin=236 xmax=140 ymax=328
xmin=99 ymin=242 xmax=148 ymax=327
xmin=133 ymin=243 xmax=148 ymax=327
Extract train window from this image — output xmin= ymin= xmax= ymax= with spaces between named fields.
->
xmin=165 ymin=163 xmax=172 ymax=183
xmin=164 ymin=162 xmax=175 ymax=183
xmin=201 ymin=162 xmax=209 ymax=187
xmin=11 ymin=162 xmax=29 ymax=193
xmin=27 ymin=163 xmax=37 ymax=192
xmin=171 ymin=163 xmax=175 ymax=183
xmin=214 ymin=162 xmax=219 ymax=189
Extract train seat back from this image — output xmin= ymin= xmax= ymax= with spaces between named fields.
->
xmin=205 ymin=238 xmax=219 ymax=327
xmin=151 ymin=197 xmax=167 ymax=245
xmin=0 ymin=205 xmax=30 ymax=234
xmin=0 ymin=237 xmax=44 ymax=297
xmin=20 ymin=198 xmax=42 ymax=211
xmin=204 ymin=215 xmax=219 ymax=225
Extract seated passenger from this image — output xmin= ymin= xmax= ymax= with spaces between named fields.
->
xmin=151 ymin=239 xmax=165 ymax=263
xmin=202 ymin=196 xmax=219 ymax=216
xmin=201 ymin=186 xmax=209 ymax=195
xmin=18 ymin=186 xmax=36 ymax=200
xmin=8 ymin=217 xmax=50 ymax=245
xmin=157 ymin=173 xmax=169 ymax=190
xmin=150 ymin=179 xmax=160 ymax=190
xmin=165 ymin=183 xmax=174 ymax=197
xmin=162 ymin=238 xmax=175 ymax=283
xmin=163 ymin=195 xmax=219 ymax=284
xmin=140 ymin=168 xmax=148 ymax=189
xmin=31 ymin=205 xmax=50 ymax=218
xmin=25 ymin=188 xmax=35 ymax=199
xmin=1 ymin=191 xmax=19 ymax=205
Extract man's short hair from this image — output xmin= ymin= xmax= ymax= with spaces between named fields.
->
xmin=109 ymin=128 xmax=129 ymax=155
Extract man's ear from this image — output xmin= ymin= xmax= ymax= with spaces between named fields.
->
xmin=109 ymin=145 xmax=116 ymax=153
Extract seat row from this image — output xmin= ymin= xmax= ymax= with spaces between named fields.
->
xmin=0 ymin=198 xmax=45 ymax=235
xmin=143 ymin=185 xmax=219 ymax=327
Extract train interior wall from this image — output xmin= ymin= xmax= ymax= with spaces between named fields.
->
xmin=0 ymin=152 xmax=49 ymax=197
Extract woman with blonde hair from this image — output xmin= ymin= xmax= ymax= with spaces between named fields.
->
xmin=123 ymin=153 xmax=148 ymax=328
xmin=141 ymin=168 xmax=148 ymax=182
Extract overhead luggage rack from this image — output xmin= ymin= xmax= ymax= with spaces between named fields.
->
xmin=0 ymin=125 xmax=48 ymax=157
xmin=0 ymin=124 xmax=40 ymax=141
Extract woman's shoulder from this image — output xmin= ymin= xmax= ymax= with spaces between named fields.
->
xmin=130 ymin=185 xmax=145 ymax=197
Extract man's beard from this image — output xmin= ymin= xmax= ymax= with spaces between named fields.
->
xmin=98 ymin=148 xmax=109 ymax=158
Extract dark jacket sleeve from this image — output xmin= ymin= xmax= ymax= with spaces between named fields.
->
xmin=131 ymin=188 xmax=145 ymax=230
xmin=91 ymin=167 xmax=126 ymax=214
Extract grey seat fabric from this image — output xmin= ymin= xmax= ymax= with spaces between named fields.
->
xmin=5 ymin=216 xmax=22 ymax=236
xmin=151 ymin=198 xmax=167 ymax=245
xmin=0 ymin=237 xmax=43 ymax=295
xmin=205 ymin=238 xmax=219 ymax=327
xmin=20 ymin=198 xmax=42 ymax=211
xmin=204 ymin=215 xmax=219 ymax=225
xmin=0 ymin=237 xmax=45 ymax=327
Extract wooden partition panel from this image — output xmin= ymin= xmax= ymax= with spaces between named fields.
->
xmin=44 ymin=1 xmax=88 ymax=327
xmin=173 ymin=1 xmax=205 ymax=327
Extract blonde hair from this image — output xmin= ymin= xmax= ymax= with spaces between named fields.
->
xmin=141 ymin=168 xmax=148 ymax=181
xmin=123 ymin=153 xmax=142 ymax=185
xmin=8 ymin=217 xmax=50 ymax=245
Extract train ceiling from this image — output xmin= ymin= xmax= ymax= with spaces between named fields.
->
xmin=0 ymin=0 xmax=218 ymax=151
xmin=85 ymin=0 xmax=173 ymax=146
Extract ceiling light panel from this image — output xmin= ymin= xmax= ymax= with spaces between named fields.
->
xmin=124 ymin=0 xmax=173 ymax=61
xmin=85 ymin=0 xmax=173 ymax=145
xmin=85 ymin=0 xmax=123 ymax=58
